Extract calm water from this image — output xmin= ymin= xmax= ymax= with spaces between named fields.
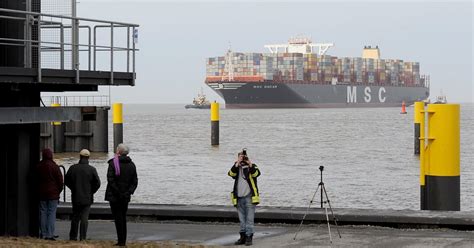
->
xmin=55 ymin=103 xmax=474 ymax=211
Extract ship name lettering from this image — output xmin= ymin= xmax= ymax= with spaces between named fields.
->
xmin=379 ymin=87 xmax=386 ymax=103
xmin=364 ymin=87 xmax=371 ymax=103
xmin=254 ymin=85 xmax=277 ymax=89
xmin=347 ymin=86 xmax=357 ymax=103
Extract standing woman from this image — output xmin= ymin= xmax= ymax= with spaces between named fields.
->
xmin=105 ymin=144 xmax=138 ymax=246
xmin=37 ymin=148 xmax=63 ymax=240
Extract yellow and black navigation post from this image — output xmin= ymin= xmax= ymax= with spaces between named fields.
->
xmin=413 ymin=101 xmax=424 ymax=155
xmin=51 ymin=103 xmax=64 ymax=152
xmin=113 ymin=103 xmax=123 ymax=150
xmin=420 ymin=103 xmax=460 ymax=210
xmin=418 ymin=102 xmax=427 ymax=209
xmin=211 ymin=101 xmax=219 ymax=146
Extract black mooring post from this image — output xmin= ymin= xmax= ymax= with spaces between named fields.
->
xmin=414 ymin=102 xmax=423 ymax=155
xmin=414 ymin=123 xmax=420 ymax=154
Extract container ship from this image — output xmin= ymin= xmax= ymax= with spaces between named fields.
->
xmin=205 ymin=37 xmax=430 ymax=108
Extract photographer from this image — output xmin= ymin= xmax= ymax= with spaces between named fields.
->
xmin=228 ymin=149 xmax=261 ymax=246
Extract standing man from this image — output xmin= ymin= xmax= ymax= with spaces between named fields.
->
xmin=228 ymin=149 xmax=261 ymax=246
xmin=65 ymin=149 xmax=101 ymax=241
xmin=105 ymin=144 xmax=138 ymax=247
xmin=37 ymin=148 xmax=63 ymax=240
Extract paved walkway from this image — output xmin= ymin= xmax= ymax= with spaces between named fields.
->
xmin=55 ymin=220 xmax=474 ymax=247
xmin=57 ymin=203 xmax=474 ymax=229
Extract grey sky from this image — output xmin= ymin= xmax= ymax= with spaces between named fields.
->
xmin=77 ymin=1 xmax=473 ymax=103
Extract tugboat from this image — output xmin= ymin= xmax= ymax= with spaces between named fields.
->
xmin=434 ymin=90 xmax=448 ymax=104
xmin=185 ymin=89 xmax=211 ymax=109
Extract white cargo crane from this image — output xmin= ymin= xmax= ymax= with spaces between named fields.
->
xmin=264 ymin=37 xmax=334 ymax=55
xmin=222 ymin=44 xmax=234 ymax=81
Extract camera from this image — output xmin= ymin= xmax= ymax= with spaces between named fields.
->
xmin=319 ymin=166 xmax=324 ymax=171
xmin=240 ymin=148 xmax=249 ymax=166
xmin=241 ymin=148 xmax=248 ymax=160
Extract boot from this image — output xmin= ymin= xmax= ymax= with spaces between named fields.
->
xmin=245 ymin=234 xmax=253 ymax=246
xmin=234 ymin=232 xmax=246 ymax=245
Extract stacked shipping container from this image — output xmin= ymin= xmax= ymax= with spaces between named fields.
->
xmin=303 ymin=54 xmax=319 ymax=82
xmin=206 ymin=52 xmax=422 ymax=86
xmin=206 ymin=53 xmax=305 ymax=82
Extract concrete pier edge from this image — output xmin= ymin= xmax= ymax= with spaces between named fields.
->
xmin=57 ymin=203 xmax=474 ymax=230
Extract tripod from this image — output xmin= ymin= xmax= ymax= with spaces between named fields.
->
xmin=293 ymin=166 xmax=341 ymax=243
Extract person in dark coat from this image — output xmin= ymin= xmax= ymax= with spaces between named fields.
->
xmin=37 ymin=148 xmax=63 ymax=240
xmin=65 ymin=149 xmax=101 ymax=241
xmin=105 ymin=143 xmax=138 ymax=247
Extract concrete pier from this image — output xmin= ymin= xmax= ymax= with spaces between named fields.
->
xmin=40 ymin=107 xmax=109 ymax=152
xmin=56 ymin=203 xmax=474 ymax=230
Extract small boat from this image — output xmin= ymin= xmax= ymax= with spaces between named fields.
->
xmin=434 ymin=90 xmax=447 ymax=104
xmin=434 ymin=95 xmax=447 ymax=104
xmin=185 ymin=89 xmax=211 ymax=109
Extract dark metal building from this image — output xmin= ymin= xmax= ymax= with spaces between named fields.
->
xmin=0 ymin=0 xmax=138 ymax=236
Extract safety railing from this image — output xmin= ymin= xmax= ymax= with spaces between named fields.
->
xmin=0 ymin=7 xmax=138 ymax=84
xmin=42 ymin=95 xmax=110 ymax=107
xmin=58 ymin=165 xmax=67 ymax=202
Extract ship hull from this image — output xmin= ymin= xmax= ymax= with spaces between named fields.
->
xmin=185 ymin=104 xmax=211 ymax=109
xmin=207 ymin=81 xmax=430 ymax=109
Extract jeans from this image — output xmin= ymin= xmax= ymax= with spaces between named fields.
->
xmin=110 ymin=201 xmax=130 ymax=245
xmin=237 ymin=194 xmax=256 ymax=236
xmin=69 ymin=204 xmax=91 ymax=241
xmin=39 ymin=200 xmax=58 ymax=239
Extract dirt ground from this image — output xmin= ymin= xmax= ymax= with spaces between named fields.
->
xmin=0 ymin=238 xmax=219 ymax=248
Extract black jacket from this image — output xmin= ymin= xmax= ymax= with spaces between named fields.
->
xmin=228 ymin=163 xmax=261 ymax=206
xmin=65 ymin=159 xmax=101 ymax=205
xmin=105 ymin=155 xmax=138 ymax=203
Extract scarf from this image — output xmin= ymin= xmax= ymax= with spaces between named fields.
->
xmin=113 ymin=154 xmax=121 ymax=176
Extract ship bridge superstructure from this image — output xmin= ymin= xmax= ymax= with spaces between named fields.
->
xmin=264 ymin=36 xmax=334 ymax=55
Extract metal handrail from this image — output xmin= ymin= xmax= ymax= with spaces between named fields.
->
xmin=0 ymin=15 xmax=26 ymax=21
xmin=0 ymin=7 xmax=138 ymax=84
xmin=93 ymin=24 xmax=136 ymax=80
xmin=58 ymin=165 xmax=66 ymax=202
xmin=44 ymin=95 xmax=110 ymax=107
xmin=0 ymin=37 xmax=132 ymax=51
xmin=0 ymin=8 xmax=139 ymax=27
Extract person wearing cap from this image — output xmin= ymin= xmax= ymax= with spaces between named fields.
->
xmin=37 ymin=148 xmax=63 ymax=240
xmin=65 ymin=149 xmax=101 ymax=241
xmin=105 ymin=143 xmax=138 ymax=247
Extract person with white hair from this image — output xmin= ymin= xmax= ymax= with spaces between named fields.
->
xmin=104 ymin=143 xmax=138 ymax=247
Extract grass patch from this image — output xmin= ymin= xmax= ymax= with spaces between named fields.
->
xmin=0 ymin=237 xmax=219 ymax=247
